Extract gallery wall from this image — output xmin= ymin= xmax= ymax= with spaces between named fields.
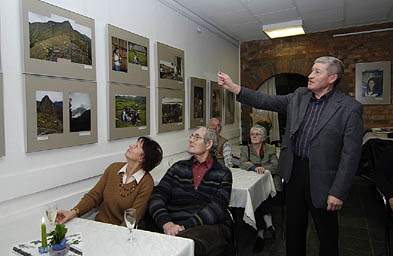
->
xmin=0 ymin=0 xmax=240 ymax=243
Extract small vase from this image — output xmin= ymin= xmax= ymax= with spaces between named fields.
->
xmin=52 ymin=238 xmax=67 ymax=251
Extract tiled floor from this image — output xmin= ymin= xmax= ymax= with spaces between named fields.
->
xmin=235 ymin=176 xmax=392 ymax=256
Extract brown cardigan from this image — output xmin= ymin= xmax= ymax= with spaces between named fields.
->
xmin=74 ymin=162 xmax=154 ymax=226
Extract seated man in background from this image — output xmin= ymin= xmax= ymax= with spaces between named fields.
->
xmin=208 ymin=118 xmax=232 ymax=167
xmin=240 ymin=126 xmax=278 ymax=253
xmin=148 ymin=127 xmax=233 ymax=256
xmin=56 ymin=137 xmax=163 ymax=226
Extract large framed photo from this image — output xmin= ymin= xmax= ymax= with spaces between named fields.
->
xmin=108 ymin=25 xmax=149 ymax=86
xmin=22 ymin=0 xmax=96 ymax=80
xmin=157 ymin=42 xmax=184 ymax=89
xmin=190 ymin=77 xmax=206 ymax=128
xmin=25 ymin=75 xmax=97 ymax=152
xmin=158 ymin=88 xmax=185 ymax=133
xmin=210 ymin=81 xmax=223 ymax=120
xmin=225 ymin=90 xmax=235 ymax=124
xmin=109 ymin=83 xmax=150 ymax=140
xmin=0 ymin=74 xmax=4 ymax=156
xmin=355 ymin=61 xmax=391 ymax=105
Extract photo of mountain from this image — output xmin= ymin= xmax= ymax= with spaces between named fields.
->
xmin=29 ymin=12 xmax=92 ymax=65
xmin=69 ymin=92 xmax=91 ymax=132
xmin=36 ymin=91 xmax=63 ymax=135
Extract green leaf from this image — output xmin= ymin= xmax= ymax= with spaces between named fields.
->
xmin=48 ymin=224 xmax=68 ymax=246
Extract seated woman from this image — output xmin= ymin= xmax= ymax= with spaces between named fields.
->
xmin=56 ymin=136 xmax=163 ymax=226
xmin=240 ymin=126 xmax=278 ymax=253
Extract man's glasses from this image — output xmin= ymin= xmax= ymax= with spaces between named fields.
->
xmin=189 ymin=133 xmax=204 ymax=141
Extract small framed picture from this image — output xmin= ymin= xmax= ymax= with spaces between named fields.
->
xmin=355 ymin=61 xmax=391 ymax=105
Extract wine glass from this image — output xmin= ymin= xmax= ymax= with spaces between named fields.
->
xmin=124 ymin=208 xmax=136 ymax=241
xmin=45 ymin=204 xmax=58 ymax=230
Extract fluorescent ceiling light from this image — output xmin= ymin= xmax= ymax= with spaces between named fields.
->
xmin=263 ymin=20 xmax=305 ymax=39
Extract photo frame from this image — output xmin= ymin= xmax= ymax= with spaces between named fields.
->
xmin=158 ymin=88 xmax=185 ymax=133
xmin=0 ymin=74 xmax=4 ymax=156
xmin=22 ymin=0 xmax=96 ymax=80
xmin=210 ymin=81 xmax=223 ymax=121
xmin=225 ymin=90 xmax=235 ymax=124
xmin=190 ymin=77 xmax=206 ymax=128
xmin=108 ymin=24 xmax=149 ymax=86
xmin=25 ymin=75 xmax=97 ymax=153
xmin=355 ymin=61 xmax=391 ymax=105
xmin=108 ymin=82 xmax=150 ymax=140
xmin=157 ymin=42 xmax=184 ymax=89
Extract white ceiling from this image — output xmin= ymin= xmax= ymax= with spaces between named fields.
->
xmin=171 ymin=0 xmax=393 ymax=43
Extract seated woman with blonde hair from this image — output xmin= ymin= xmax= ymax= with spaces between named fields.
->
xmin=56 ymin=136 xmax=163 ymax=226
xmin=240 ymin=126 xmax=278 ymax=253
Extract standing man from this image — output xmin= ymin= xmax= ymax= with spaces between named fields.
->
xmin=218 ymin=56 xmax=363 ymax=256
xmin=148 ymin=127 xmax=233 ymax=256
xmin=208 ymin=118 xmax=232 ymax=167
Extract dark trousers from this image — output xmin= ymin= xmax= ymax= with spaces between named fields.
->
xmin=255 ymin=196 xmax=273 ymax=230
xmin=286 ymin=156 xmax=339 ymax=256
xmin=178 ymin=224 xmax=231 ymax=256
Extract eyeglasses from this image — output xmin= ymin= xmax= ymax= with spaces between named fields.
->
xmin=250 ymin=133 xmax=263 ymax=136
xmin=189 ymin=133 xmax=204 ymax=141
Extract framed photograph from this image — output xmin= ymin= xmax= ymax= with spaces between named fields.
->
xmin=25 ymin=75 xmax=97 ymax=153
xmin=22 ymin=0 xmax=96 ymax=80
xmin=108 ymin=24 xmax=149 ymax=86
xmin=158 ymin=88 xmax=185 ymax=133
xmin=210 ymin=81 xmax=223 ymax=120
xmin=225 ymin=90 xmax=235 ymax=124
xmin=355 ymin=61 xmax=391 ymax=105
xmin=157 ymin=42 xmax=184 ymax=89
xmin=190 ymin=77 xmax=206 ymax=128
xmin=0 ymin=74 xmax=4 ymax=156
xmin=108 ymin=82 xmax=150 ymax=140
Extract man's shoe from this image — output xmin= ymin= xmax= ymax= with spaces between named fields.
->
xmin=264 ymin=226 xmax=276 ymax=240
xmin=253 ymin=236 xmax=265 ymax=253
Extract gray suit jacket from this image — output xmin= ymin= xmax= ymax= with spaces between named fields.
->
xmin=237 ymin=87 xmax=363 ymax=208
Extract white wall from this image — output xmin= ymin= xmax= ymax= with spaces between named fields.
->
xmin=0 ymin=0 xmax=240 ymax=252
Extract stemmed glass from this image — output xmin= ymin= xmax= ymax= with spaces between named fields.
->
xmin=45 ymin=204 xmax=58 ymax=231
xmin=124 ymin=208 xmax=136 ymax=242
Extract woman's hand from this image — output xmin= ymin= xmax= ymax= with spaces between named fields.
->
xmin=255 ymin=166 xmax=266 ymax=174
xmin=56 ymin=210 xmax=77 ymax=224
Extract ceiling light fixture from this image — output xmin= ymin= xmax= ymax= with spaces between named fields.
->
xmin=263 ymin=20 xmax=305 ymax=39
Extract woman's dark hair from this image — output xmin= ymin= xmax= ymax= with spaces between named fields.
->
xmin=113 ymin=48 xmax=118 ymax=54
xmin=138 ymin=136 xmax=163 ymax=172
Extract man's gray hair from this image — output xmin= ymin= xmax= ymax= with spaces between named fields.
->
xmin=199 ymin=126 xmax=218 ymax=154
xmin=314 ymin=56 xmax=344 ymax=86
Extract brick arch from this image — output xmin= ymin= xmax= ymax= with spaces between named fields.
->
xmin=240 ymin=60 xmax=313 ymax=144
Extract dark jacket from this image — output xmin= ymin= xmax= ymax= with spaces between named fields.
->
xmin=237 ymin=87 xmax=363 ymax=208
xmin=148 ymin=156 xmax=233 ymax=229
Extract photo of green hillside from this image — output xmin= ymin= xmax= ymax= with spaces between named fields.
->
xmin=128 ymin=41 xmax=147 ymax=67
xmin=29 ymin=12 xmax=92 ymax=65
xmin=115 ymin=94 xmax=146 ymax=128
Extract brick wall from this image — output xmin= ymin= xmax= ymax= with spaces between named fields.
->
xmin=240 ymin=22 xmax=393 ymax=141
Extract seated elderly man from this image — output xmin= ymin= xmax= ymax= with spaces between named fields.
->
xmin=148 ymin=127 xmax=233 ymax=256
xmin=208 ymin=118 xmax=232 ymax=167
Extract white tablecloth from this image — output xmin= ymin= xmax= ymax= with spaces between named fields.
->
xmin=151 ymin=167 xmax=276 ymax=230
xmin=10 ymin=218 xmax=194 ymax=256
xmin=229 ymin=168 xmax=276 ymax=229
